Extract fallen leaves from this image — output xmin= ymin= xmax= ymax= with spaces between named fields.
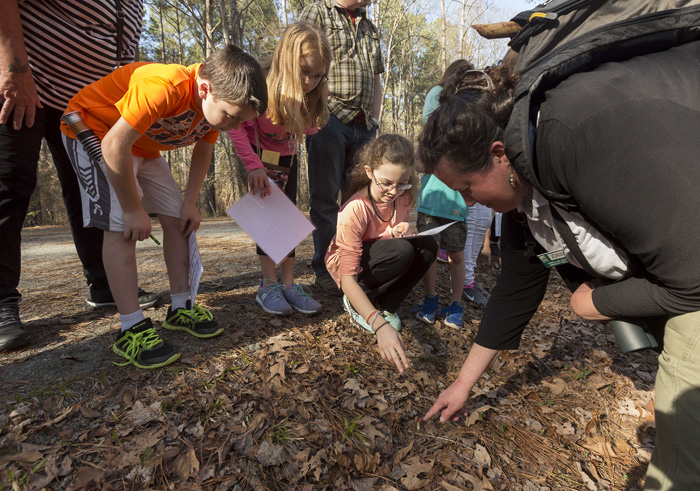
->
xmin=173 ymin=446 xmax=199 ymax=481
xmin=401 ymin=456 xmax=434 ymax=489
xmin=0 ymin=231 xmax=661 ymax=490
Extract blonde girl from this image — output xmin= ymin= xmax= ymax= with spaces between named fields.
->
xmin=325 ymin=134 xmax=438 ymax=372
xmin=228 ymin=21 xmax=330 ymax=316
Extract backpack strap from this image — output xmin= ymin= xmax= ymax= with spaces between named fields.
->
xmin=549 ymin=205 xmax=600 ymax=278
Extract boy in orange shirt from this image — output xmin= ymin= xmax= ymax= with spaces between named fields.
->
xmin=61 ymin=45 xmax=267 ymax=369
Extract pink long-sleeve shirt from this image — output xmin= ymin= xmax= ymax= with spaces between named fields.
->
xmin=227 ymin=112 xmax=318 ymax=171
xmin=325 ymin=191 xmax=413 ymax=287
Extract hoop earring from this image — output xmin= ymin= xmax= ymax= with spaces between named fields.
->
xmin=509 ymin=166 xmax=516 ymax=189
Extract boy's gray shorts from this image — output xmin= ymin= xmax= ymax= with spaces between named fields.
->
xmin=62 ymin=134 xmax=183 ymax=232
xmin=416 ymin=212 xmax=467 ymax=251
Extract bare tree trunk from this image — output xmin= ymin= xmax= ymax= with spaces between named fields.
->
xmin=231 ymin=0 xmax=242 ymax=46
xmin=440 ymin=0 xmax=447 ymax=72
xmin=459 ymin=0 xmax=466 ymax=59
xmin=175 ymin=8 xmax=183 ymax=64
xmin=281 ymin=0 xmax=288 ymax=26
xmin=219 ymin=0 xmax=229 ymax=43
xmin=158 ymin=1 xmax=166 ymax=63
xmin=203 ymin=0 xmax=217 ymax=216
xmin=406 ymin=24 xmax=415 ymax=140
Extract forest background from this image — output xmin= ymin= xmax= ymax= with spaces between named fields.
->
xmin=27 ymin=0 xmax=527 ymax=227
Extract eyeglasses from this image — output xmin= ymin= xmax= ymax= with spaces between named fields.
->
xmin=301 ymin=71 xmax=328 ymax=84
xmin=373 ymin=173 xmax=412 ymax=192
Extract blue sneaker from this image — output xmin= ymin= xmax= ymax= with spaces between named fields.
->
xmin=283 ymin=283 xmax=322 ymax=314
xmin=382 ymin=311 xmax=402 ymax=332
xmin=414 ymin=294 xmax=439 ymax=324
xmin=440 ymin=301 xmax=464 ymax=329
xmin=256 ymin=279 xmax=292 ymax=315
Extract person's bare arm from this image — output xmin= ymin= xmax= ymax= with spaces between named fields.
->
xmin=341 ymin=274 xmax=410 ymax=373
xmin=0 ymin=0 xmax=42 ymax=128
xmin=101 ymin=117 xmax=148 ymax=240
xmin=481 ymin=227 xmax=492 ymax=263
xmin=180 ymin=138 xmax=213 ymax=236
xmin=371 ymin=73 xmax=382 ymax=121
xmin=571 ymin=282 xmax=611 ymax=321
xmin=424 ymin=343 xmax=501 ymax=422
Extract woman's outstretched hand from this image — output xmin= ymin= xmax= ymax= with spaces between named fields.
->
xmin=424 ymin=343 xmax=501 ymax=422
xmin=423 ymin=380 xmax=471 ymax=422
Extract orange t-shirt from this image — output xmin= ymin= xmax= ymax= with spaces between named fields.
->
xmin=61 ymin=62 xmax=219 ymax=158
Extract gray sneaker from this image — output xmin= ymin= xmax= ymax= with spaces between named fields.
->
xmin=474 ymin=281 xmax=490 ymax=300
xmin=283 ymin=283 xmax=322 ymax=314
xmin=462 ymin=281 xmax=489 ymax=307
xmin=256 ymin=279 xmax=292 ymax=315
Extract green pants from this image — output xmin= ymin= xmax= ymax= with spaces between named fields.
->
xmin=644 ymin=311 xmax=700 ymax=490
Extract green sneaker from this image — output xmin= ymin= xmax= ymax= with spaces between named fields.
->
xmin=343 ymin=295 xmax=374 ymax=333
xmin=382 ymin=311 xmax=403 ymax=331
xmin=113 ymin=318 xmax=180 ymax=369
xmin=163 ymin=301 xmax=223 ymax=338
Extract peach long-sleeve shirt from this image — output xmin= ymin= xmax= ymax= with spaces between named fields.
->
xmin=325 ymin=191 xmax=413 ymax=287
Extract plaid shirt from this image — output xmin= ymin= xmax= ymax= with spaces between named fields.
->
xmin=299 ymin=0 xmax=384 ymax=129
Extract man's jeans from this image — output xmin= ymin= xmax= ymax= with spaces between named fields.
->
xmin=306 ymin=113 xmax=377 ymax=277
xmin=0 ymin=104 xmax=107 ymax=304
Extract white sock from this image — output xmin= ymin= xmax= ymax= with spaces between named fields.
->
xmin=120 ymin=310 xmax=145 ymax=332
xmin=170 ymin=292 xmax=190 ymax=310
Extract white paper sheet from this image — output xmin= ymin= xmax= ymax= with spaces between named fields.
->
xmin=416 ymin=221 xmax=458 ymax=236
xmin=226 ymin=179 xmax=315 ymax=265
xmin=188 ymin=232 xmax=203 ymax=305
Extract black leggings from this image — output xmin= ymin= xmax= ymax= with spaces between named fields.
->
xmin=358 ymin=236 xmax=438 ymax=312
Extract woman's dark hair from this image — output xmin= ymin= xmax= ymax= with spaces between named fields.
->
xmin=432 ymin=59 xmax=474 ymax=90
xmin=418 ymin=62 xmax=519 ymax=175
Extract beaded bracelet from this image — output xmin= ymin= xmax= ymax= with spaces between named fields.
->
xmin=366 ymin=309 xmax=381 ymax=328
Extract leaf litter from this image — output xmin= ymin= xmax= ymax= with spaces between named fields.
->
xmin=1 ymin=219 xmax=660 ymax=490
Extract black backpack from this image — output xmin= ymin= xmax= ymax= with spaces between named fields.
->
xmin=504 ymin=0 xmax=700 ymax=211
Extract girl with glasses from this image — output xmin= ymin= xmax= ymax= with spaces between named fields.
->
xmin=228 ymin=21 xmax=330 ymax=316
xmin=325 ymin=134 xmax=437 ymax=373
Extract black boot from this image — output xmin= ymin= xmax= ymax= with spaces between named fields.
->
xmin=0 ymin=303 xmax=30 ymax=352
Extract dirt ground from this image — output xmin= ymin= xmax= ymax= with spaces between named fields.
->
xmin=0 ymin=218 xmax=659 ymax=490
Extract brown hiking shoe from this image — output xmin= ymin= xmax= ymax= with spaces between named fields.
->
xmin=313 ymin=275 xmax=343 ymax=297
